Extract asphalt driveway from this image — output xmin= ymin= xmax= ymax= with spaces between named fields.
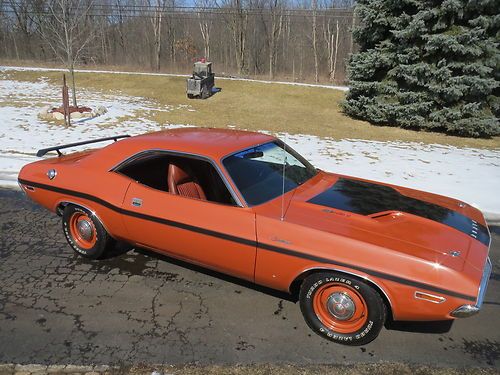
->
xmin=0 ymin=189 xmax=498 ymax=368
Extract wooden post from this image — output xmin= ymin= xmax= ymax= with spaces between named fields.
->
xmin=62 ymin=74 xmax=70 ymax=126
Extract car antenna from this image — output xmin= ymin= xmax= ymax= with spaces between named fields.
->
xmin=280 ymin=133 xmax=288 ymax=221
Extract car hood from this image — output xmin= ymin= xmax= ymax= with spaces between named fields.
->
xmin=284 ymin=172 xmax=490 ymax=273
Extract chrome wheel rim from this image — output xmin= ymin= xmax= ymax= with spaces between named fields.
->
xmin=326 ymin=292 xmax=356 ymax=321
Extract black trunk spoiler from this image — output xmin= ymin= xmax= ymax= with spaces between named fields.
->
xmin=36 ymin=135 xmax=130 ymax=157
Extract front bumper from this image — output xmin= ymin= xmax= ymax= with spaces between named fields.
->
xmin=451 ymin=257 xmax=492 ymax=318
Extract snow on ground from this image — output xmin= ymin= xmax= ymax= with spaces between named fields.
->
xmin=0 ymin=72 xmax=194 ymax=187
xmin=281 ymin=134 xmax=500 ymax=222
xmin=1 ymin=71 xmax=499 ymax=222
xmin=1 ymin=65 xmax=349 ymax=91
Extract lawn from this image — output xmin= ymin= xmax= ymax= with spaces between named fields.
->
xmin=3 ymin=68 xmax=499 ymax=150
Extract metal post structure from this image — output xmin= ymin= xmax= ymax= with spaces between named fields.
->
xmin=62 ymin=74 xmax=70 ymax=126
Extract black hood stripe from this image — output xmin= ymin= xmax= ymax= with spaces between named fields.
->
xmin=308 ymin=178 xmax=490 ymax=246
xmin=18 ymin=178 xmax=476 ymax=302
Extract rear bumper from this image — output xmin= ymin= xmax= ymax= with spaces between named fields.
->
xmin=451 ymin=257 xmax=492 ymax=318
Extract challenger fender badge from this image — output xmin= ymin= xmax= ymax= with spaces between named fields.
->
xmin=448 ymin=250 xmax=461 ymax=257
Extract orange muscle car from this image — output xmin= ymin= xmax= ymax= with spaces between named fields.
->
xmin=18 ymin=128 xmax=492 ymax=345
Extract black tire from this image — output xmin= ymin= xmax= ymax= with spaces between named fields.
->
xmin=187 ymin=93 xmax=195 ymax=99
xmin=299 ymin=272 xmax=386 ymax=346
xmin=62 ymin=205 xmax=114 ymax=260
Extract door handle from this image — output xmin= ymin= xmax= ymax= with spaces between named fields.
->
xmin=270 ymin=236 xmax=292 ymax=245
xmin=131 ymin=198 xmax=142 ymax=207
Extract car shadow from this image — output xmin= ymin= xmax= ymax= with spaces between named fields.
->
xmin=385 ymin=318 xmax=454 ymax=334
xmin=103 ymin=242 xmax=468 ymax=335
xmin=100 ymin=240 xmax=134 ymax=259
xmin=103 ymin=242 xmax=296 ymax=302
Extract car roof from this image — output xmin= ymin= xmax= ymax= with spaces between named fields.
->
xmin=89 ymin=127 xmax=276 ymax=169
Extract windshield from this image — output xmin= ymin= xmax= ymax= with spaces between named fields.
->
xmin=223 ymin=141 xmax=318 ymax=206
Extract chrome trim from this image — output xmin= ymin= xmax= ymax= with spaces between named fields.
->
xmin=290 ymin=266 xmax=394 ymax=312
xmin=109 ymin=148 xmax=245 ymax=208
xmin=450 ymin=304 xmax=480 ymax=318
xmin=76 ymin=219 xmax=93 ymax=241
xmin=327 ymin=292 xmax=355 ymax=320
xmin=56 ymin=201 xmax=112 ymax=236
xmin=18 ymin=181 xmax=27 ymax=195
xmin=476 ymin=257 xmax=492 ymax=308
xmin=131 ymin=198 xmax=143 ymax=207
xmin=414 ymin=291 xmax=446 ymax=304
xmin=451 ymin=257 xmax=492 ymax=318
xmin=47 ymin=169 xmax=57 ymax=180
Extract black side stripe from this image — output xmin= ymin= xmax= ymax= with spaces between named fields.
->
xmin=258 ymin=242 xmax=476 ymax=301
xmin=18 ymin=178 xmax=256 ymax=247
xmin=19 ymin=178 xmax=476 ymax=302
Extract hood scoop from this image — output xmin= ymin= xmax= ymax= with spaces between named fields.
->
xmin=308 ymin=178 xmax=489 ymax=246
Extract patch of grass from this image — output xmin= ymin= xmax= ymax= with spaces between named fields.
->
xmin=4 ymin=69 xmax=499 ymax=149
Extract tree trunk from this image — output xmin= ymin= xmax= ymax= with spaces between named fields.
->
xmin=199 ymin=20 xmax=211 ymax=60
xmin=331 ymin=20 xmax=339 ymax=82
xmin=312 ymin=0 xmax=319 ymax=83
xmin=155 ymin=10 xmax=162 ymax=71
xmin=268 ymin=5 xmax=283 ymax=80
xmin=11 ymin=33 xmax=20 ymax=60
xmin=349 ymin=12 xmax=355 ymax=56
xmin=70 ymin=64 xmax=77 ymax=107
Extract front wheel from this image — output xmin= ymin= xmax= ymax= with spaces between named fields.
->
xmin=299 ymin=272 xmax=386 ymax=345
xmin=62 ymin=205 xmax=114 ymax=259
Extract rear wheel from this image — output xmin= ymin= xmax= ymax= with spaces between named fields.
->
xmin=62 ymin=205 xmax=114 ymax=259
xmin=299 ymin=272 xmax=386 ymax=345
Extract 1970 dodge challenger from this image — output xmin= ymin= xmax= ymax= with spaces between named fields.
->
xmin=18 ymin=128 xmax=491 ymax=345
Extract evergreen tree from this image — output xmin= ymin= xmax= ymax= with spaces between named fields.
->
xmin=344 ymin=0 xmax=499 ymax=138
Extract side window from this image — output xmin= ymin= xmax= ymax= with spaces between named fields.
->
xmin=115 ymin=152 xmax=236 ymax=206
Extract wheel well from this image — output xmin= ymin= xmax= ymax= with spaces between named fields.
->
xmin=56 ymin=201 xmax=71 ymax=216
xmin=56 ymin=201 xmax=115 ymax=240
xmin=289 ymin=268 xmax=394 ymax=321
xmin=57 ymin=201 xmax=90 ymax=216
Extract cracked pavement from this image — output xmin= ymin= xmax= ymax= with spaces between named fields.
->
xmin=0 ymin=189 xmax=499 ymax=368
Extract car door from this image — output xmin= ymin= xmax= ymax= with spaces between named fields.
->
xmin=121 ymin=180 xmax=257 ymax=282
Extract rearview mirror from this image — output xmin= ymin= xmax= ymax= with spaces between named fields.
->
xmin=243 ymin=151 xmax=264 ymax=159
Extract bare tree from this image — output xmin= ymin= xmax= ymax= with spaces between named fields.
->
xmin=323 ymin=10 xmax=339 ymax=82
xmin=311 ymin=0 xmax=319 ymax=82
xmin=7 ymin=0 xmax=38 ymax=59
xmin=1 ymin=1 xmax=356 ymax=83
xmin=218 ymin=0 xmax=248 ymax=75
xmin=114 ymin=0 xmax=128 ymax=63
xmin=149 ymin=0 xmax=167 ymax=71
xmin=36 ymin=0 xmax=96 ymax=107
xmin=196 ymin=0 xmax=214 ymax=59
xmin=264 ymin=0 xmax=283 ymax=79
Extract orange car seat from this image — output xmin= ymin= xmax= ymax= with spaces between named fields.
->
xmin=167 ymin=163 xmax=207 ymax=200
